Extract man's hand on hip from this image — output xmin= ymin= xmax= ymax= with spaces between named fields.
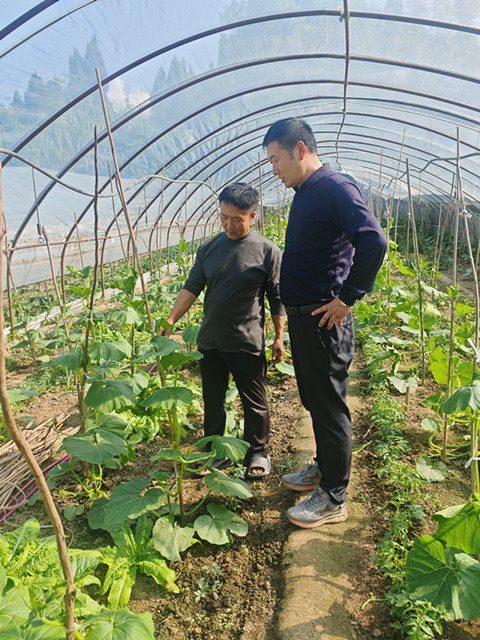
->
xmin=312 ymin=296 xmax=352 ymax=330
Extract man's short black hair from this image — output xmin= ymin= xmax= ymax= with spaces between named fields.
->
xmin=262 ymin=117 xmax=317 ymax=154
xmin=218 ymin=183 xmax=259 ymax=212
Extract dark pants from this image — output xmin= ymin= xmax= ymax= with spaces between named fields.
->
xmin=199 ymin=349 xmax=270 ymax=459
xmin=288 ymin=312 xmax=355 ymax=504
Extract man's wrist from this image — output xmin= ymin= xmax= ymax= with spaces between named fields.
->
xmin=338 ymin=298 xmax=350 ymax=308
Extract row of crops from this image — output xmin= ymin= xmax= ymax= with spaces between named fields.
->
xmin=0 ymin=202 xmax=479 ymax=639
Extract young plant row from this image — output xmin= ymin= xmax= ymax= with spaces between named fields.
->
xmin=1 ymin=214 xmax=292 ymax=639
xmin=356 ymin=233 xmax=480 ymax=638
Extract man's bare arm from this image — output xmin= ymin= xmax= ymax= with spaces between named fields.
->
xmin=271 ymin=314 xmax=286 ymax=363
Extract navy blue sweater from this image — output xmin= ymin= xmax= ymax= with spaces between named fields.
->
xmin=280 ymin=164 xmax=387 ymax=307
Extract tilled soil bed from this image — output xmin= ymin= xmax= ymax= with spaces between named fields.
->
xmin=2 ymin=352 xmax=479 ymax=639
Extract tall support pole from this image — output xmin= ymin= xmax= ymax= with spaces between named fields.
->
xmin=95 ymin=68 xmax=154 ymax=332
xmin=41 ymin=225 xmax=70 ymax=340
xmin=4 ymin=234 xmax=14 ymax=330
xmin=258 ymin=153 xmax=264 ymax=236
xmin=406 ymin=159 xmax=426 ymax=385
xmin=95 ymin=68 xmax=185 ymax=521
xmin=73 ymin=211 xmax=85 ymax=269
xmin=107 ymin=162 xmax=128 ymax=268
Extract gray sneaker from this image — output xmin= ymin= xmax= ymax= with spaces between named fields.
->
xmin=282 ymin=461 xmax=321 ymax=491
xmin=287 ymin=489 xmax=348 ymax=529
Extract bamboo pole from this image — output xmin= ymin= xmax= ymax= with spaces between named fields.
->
xmin=108 ymin=162 xmax=129 ymax=267
xmin=0 ymin=163 xmax=76 ymax=639
xmin=432 ymin=203 xmax=443 ymax=286
xmin=73 ymin=211 xmax=85 ymax=269
xmin=4 ymin=234 xmax=14 ymax=330
xmin=95 ymin=68 xmax=185 ymax=523
xmin=258 ymin=153 xmax=264 ymax=236
xmin=443 ymin=132 xmax=462 ymax=462
xmin=406 ymin=159 xmax=426 ymax=385
xmin=41 ymin=225 xmax=70 ymax=341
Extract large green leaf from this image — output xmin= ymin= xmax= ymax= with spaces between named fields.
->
xmin=182 ymin=323 xmax=200 ymax=345
xmin=85 ymin=380 xmax=136 ymax=412
xmin=151 ymin=448 xmax=206 ymax=465
xmin=150 ymin=335 xmax=180 ymax=356
xmin=105 ymin=479 xmax=165 ymax=526
xmin=63 ymin=430 xmax=128 ymax=464
xmin=387 ymin=375 xmax=418 ymax=394
xmin=137 ymin=556 xmax=179 ymax=593
xmin=0 ymin=586 xmax=30 ymax=622
xmin=113 ymin=275 xmax=137 ymax=296
xmin=6 ymin=389 xmax=39 ymax=404
xmin=275 ymin=361 xmax=295 ymax=376
xmin=0 ymin=618 xmax=65 ymax=640
xmin=420 ymin=418 xmax=441 ymax=433
xmin=4 ymin=518 xmax=40 ymax=549
xmin=416 ymin=456 xmax=447 ymax=483
xmin=117 ymin=370 xmax=149 ymax=396
xmin=211 ymin=436 xmax=250 ymax=461
xmin=47 ymin=350 xmax=83 ymax=372
xmin=429 ymin=347 xmax=473 ymax=387
xmin=95 ymin=414 xmax=129 ymax=436
xmin=140 ymin=386 xmax=193 ymax=410
xmin=69 ymin=285 xmax=92 ymax=297
xmin=441 ymin=380 xmax=480 ymax=414
xmin=84 ymin=609 xmax=154 ymax=640
xmin=194 ymin=503 xmax=248 ymax=545
xmin=406 ymin=535 xmax=480 ymax=619
xmin=204 ymin=470 xmax=252 ymax=498
xmin=159 ymin=352 xmax=200 ymax=371
xmin=90 ymin=342 xmax=130 ymax=363
xmin=151 ymin=517 xmax=196 ymax=562
xmin=432 ymin=502 xmax=480 ymax=556
xmin=112 ymin=307 xmax=140 ymax=327
xmin=88 ymin=497 xmax=120 ymax=531
xmin=107 ymin=566 xmax=136 ymax=609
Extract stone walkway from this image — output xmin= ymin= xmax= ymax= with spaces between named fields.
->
xmin=275 ymin=373 xmax=371 ymax=640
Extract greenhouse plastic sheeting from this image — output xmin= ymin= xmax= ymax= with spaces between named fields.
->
xmin=1 ymin=1 xmax=479 ymax=285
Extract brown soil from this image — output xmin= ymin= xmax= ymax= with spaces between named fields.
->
xmin=2 ymin=351 xmax=479 ymax=640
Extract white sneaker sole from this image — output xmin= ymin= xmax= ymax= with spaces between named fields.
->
xmin=287 ymin=507 xmax=348 ymax=529
xmin=282 ymin=478 xmax=321 ymax=492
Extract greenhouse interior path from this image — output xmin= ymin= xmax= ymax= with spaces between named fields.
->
xmin=276 ymin=364 xmax=374 ymax=640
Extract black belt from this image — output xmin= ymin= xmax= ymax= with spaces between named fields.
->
xmin=284 ymin=303 xmax=325 ymax=316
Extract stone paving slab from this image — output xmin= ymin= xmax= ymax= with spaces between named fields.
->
xmin=276 ymin=384 xmax=368 ymax=640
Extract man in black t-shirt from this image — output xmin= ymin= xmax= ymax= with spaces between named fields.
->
xmin=161 ymin=183 xmax=285 ymax=478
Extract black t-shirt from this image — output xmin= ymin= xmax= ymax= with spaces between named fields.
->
xmin=183 ymin=229 xmax=284 ymax=355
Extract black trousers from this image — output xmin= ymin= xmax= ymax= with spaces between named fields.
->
xmin=199 ymin=349 xmax=270 ymax=459
xmin=288 ymin=312 xmax=355 ymax=504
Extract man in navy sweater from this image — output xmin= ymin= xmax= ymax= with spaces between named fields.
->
xmin=263 ymin=118 xmax=387 ymax=528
